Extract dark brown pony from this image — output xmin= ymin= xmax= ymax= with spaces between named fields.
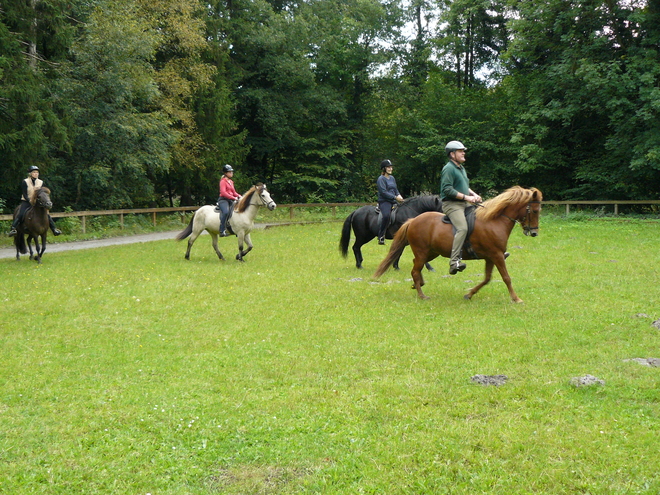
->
xmin=374 ymin=186 xmax=543 ymax=302
xmin=14 ymin=187 xmax=53 ymax=263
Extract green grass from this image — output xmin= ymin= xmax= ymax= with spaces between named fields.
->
xmin=1 ymin=217 xmax=660 ymax=494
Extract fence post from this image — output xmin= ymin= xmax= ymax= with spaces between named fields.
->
xmin=614 ymin=204 xmax=618 ymax=215
xmin=81 ymin=215 xmax=86 ymax=234
xmin=152 ymin=211 xmax=157 ymax=227
xmin=289 ymin=207 xmax=294 ymax=220
xmin=120 ymin=213 xmax=124 ymax=229
xmin=566 ymin=204 xmax=570 ymax=216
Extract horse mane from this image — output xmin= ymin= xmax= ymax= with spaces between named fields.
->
xmin=30 ymin=187 xmax=51 ymax=205
xmin=399 ymin=194 xmax=440 ymax=211
xmin=476 ymin=186 xmax=542 ymax=221
xmin=235 ymin=183 xmax=264 ymax=213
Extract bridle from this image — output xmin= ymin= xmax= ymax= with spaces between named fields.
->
xmin=502 ymin=201 xmax=541 ymax=235
xmin=256 ymin=187 xmax=276 ymax=209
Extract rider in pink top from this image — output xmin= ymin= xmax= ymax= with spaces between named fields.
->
xmin=218 ymin=164 xmax=241 ymax=236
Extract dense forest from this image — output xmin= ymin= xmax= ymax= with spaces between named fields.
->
xmin=1 ymin=0 xmax=659 ymax=210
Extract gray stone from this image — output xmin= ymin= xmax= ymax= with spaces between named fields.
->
xmin=570 ymin=374 xmax=605 ymax=387
xmin=471 ymin=374 xmax=508 ymax=386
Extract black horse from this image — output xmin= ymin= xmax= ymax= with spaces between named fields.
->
xmin=340 ymin=195 xmax=444 ymax=269
xmin=14 ymin=187 xmax=53 ymax=263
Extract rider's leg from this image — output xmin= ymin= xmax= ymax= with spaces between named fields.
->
xmin=377 ymin=201 xmax=392 ymax=244
xmin=8 ymin=201 xmax=30 ymax=236
xmin=443 ymin=201 xmax=468 ymax=274
xmin=218 ymin=200 xmax=229 ymax=236
xmin=48 ymin=215 xmax=61 ymax=236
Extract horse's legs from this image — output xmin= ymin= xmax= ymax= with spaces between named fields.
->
xmin=27 ymin=235 xmax=35 ymax=261
xmin=210 ymin=232 xmax=224 ymax=261
xmin=492 ymin=256 xmax=522 ymax=303
xmin=184 ymin=228 xmax=203 ymax=260
xmin=352 ymin=235 xmax=372 ymax=269
xmin=36 ymin=233 xmax=46 ymax=263
xmin=33 ymin=236 xmax=42 ymax=263
xmin=236 ymin=233 xmax=253 ymax=261
xmin=411 ymin=256 xmax=429 ymax=299
xmin=425 ymin=262 xmax=435 ymax=272
xmin=465 ymin=260 xmax=494 ymax=300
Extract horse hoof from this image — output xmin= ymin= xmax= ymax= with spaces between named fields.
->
xmin=464 ymin=294 xmax=472 ymax=300
xmin=419 ymin=295 xmax=430 ymax=300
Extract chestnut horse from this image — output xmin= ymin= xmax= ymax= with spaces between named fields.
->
xmin=14 ymin=187 xmax=53 ymax=264
xmin=374 ymin=186 xmax=542 ymax=302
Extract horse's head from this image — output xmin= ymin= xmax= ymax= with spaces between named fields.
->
xmin=33 ymin=187 xmax=53 ymax=210
xmin=478 ymin=186 xmax=542 ymax=236
xmin=519 ymin=188 xmax=542 ymax=237
xmin=255 ymin=183 xmax=276 ymax=211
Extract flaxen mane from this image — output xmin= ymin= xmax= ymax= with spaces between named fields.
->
xmin=476 ymin=186 xmax=541 ymax=221
xmin=235 ymin=183 xmax=263 ymax=213
xmin=30 ymin=187 xmax=50 ymax=205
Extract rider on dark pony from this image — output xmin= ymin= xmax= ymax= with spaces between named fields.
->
xmin=376 ymin=159 xmax=404 ymax=245
xmin=218 ymin=164 xmax=241 ymax=237
xmin=8 ymin=165 xmax=61 ymax=237
xmin=440 ymin=141 xmax=482 ymax=275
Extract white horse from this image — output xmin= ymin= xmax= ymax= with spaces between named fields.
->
xmin=176 ymin=183 xmax=276 ymax=261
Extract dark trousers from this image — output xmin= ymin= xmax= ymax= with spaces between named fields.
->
xmin=12 ymin=200 xmax=58 ymax=231
xmin=217 ymin=198 xmax=231 ymax=233
xmin=377 ymin=201 xmax=394 ymax=239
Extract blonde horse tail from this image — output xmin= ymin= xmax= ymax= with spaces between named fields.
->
xmin=373 ymin=220 xmax=411 ymax=279
xmin=176 ymin=214 xmax=195 ymax=241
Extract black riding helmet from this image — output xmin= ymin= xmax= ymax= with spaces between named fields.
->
xmin=380 ymin=159 xmax=392 ymax=169
xmin=28 ymin=165 xmax=39 ymax=172
xmin=222 ymin=164 xmax=234 ymax=173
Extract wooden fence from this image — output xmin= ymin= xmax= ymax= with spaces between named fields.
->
xmin=1 ymin=200 xmax=658 ymax=234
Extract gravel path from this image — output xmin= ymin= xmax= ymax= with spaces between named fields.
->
xmin=0 ymin=231 xmax=183 ymax=259
xmin=0 ymin=222 xmax=308 ymax=260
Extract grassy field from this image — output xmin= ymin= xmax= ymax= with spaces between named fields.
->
xmin=1 ymin=216 xmax=660 ymax=494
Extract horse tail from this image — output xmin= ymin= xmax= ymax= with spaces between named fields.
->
xmin=14 ymin=233 xmax=27 ymax=254
xmin=176 ymin=214 xmax=195 ymax=241
xmin=339 ymin=211 xmax=355 ymax=258
xmin=373 ymin=219 xmax=411 ymax=279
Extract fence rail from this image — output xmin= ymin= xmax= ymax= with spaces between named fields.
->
xmin=1 ymin=200 xmax=659 ymax=233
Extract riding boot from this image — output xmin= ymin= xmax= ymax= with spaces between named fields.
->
xmin=449 ymin=259 xmax=466 ymax=275
xmin=49 ymin=216 xmax=62 ymax=236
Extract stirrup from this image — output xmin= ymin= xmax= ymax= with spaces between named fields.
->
xmin=449 ymin=260 xmax=466 ymax=275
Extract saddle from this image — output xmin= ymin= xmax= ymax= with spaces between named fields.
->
xmin=375 ymin=203 xmax=399 ymax=229
xmin=442 ymin=205 xmax=480 ymax=259
xmin=215 ymin=200 xmax=236 ymax=235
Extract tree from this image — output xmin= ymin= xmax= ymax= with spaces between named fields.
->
xmin=55 ymin=0 xmax=176 ymax=209
xmin=0 ymin=0 xmax=71 ymax=208
xmin=504 ymin=0 xmax=660 ymax=199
